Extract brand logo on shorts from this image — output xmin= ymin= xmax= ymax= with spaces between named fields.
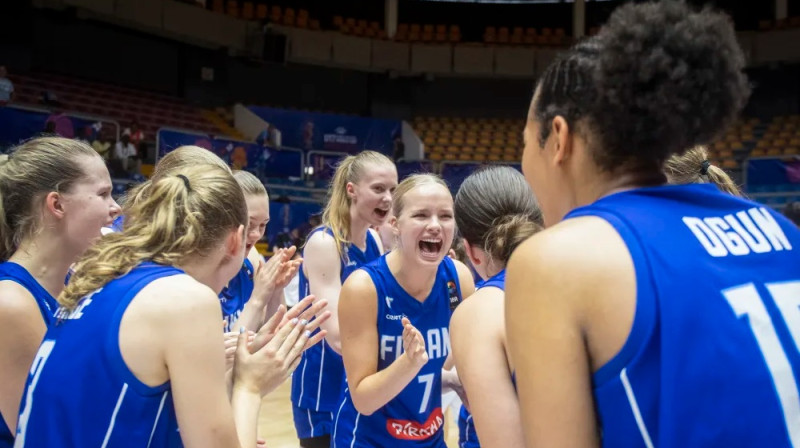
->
xmin=386 ymin=407 xmax=444 ymax=440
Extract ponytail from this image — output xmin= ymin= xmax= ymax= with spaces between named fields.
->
xmin=61 ymin=165 xmax=247 ymax=311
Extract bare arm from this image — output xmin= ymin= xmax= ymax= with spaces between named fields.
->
xmin=505 ymin=229 xmax=599 ymax=447
xmin=339 ymin=270 xmax=428 ymax=415
xmin=303 ymin=232 xmax=344 ymax=352
xmin=0 ymin=282 xmax=47 ymax=434
xmin=452 ymin=288 xmax=523 ymax=448
xmin=231 ymin=249 xmax=283 ymax=332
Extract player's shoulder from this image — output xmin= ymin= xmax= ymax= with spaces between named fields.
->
xmin=135 ymin=273 xmax=219 ymax=316
xmin=0 ymin=279 xmax=41 ymax=316
xmin=451 ymin=286 xmax=504 ymax=336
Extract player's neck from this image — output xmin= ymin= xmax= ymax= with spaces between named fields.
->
xmin=10 ymin=236 xmax=76 ymax=298
xmin=348 ymin=214 xmax=370 ymax=251
xmin=386 ymin=250 xmax=438 ymax=302
xmin=578 ymin=169 xmax=666 ymax=207
xmin=176 ymin=255 xmax=227 ymax=295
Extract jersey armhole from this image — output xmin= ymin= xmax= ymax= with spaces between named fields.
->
xmin=104 ymin=269 xmax=179 ymax=396
xmin=362 ymin=264 xmax=387 ymax=324
xmin=567 ymin=209 xmax=659 ymax=387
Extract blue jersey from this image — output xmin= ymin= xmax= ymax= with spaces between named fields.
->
xmin=291 ymin=227 xmax=382 ymax=415
xmin=0 ymin=262 xmax=58 ymax=447
xmin=563 ymin=184 xmax=800 ymax=447
xmin=457 ymin=269 xmax=505 ymax=448
xmin=219 ymin=259 xmax=255 ymax=332
xmin=14 ymin=263 xmax=184 ymax=447
xmin=333 ymin=255 xmax=462 ymax=448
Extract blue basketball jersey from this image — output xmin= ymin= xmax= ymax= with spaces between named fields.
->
xmin=457 ymin=269 xmax=505 ymax=448
xmin=14 ymin=263 xmax=184 ymax=447
xmin=219 ymin=259 xmax=255 ymax=332
xmin=291 ymin=227 xmax=382 ymax=417
xmin=332 ymin=255 xmax=462 ymax=448
xmin=0 ymin=262 xmax=58 ymax=447
xmin=563 ymin=183 xmax=800 ymax=447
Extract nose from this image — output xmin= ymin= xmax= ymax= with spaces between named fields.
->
xmin=427 ymin=216 xmax=442 ymax=232
xmin=110 ymin=198 xmax=121 ymax=217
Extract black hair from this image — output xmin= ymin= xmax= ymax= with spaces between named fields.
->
xmin=532 ymin=1 xmax=750 ymax=172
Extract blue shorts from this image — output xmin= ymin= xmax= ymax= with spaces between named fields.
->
xmin=292 ymin=402 xmax=335 ymax=439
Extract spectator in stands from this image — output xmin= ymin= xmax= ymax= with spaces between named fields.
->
xmin=44 ymin=109 xmax=74 ymax=139
xmin=0 ymin=66 xmax=14 ymax=106
xmin=125 ymin=120 xmax=145 ymax=148
xmin=392 ymin=134 xmax=405 ymax=162
xmin=785 ymin=202 xmax=800 ymax=227
xmin=113 ymin=134 xmax=139 ymax=176
xmin=256 ymin=124 xmax=279 ymax=148
xmin=40 ymin=90 xmax=62 ymax=108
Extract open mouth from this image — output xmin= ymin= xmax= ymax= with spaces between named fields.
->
xmin=418 ymin=238 xmax=443 ymax=258
xmin=374 ymin=208 xmax=388 ymax=219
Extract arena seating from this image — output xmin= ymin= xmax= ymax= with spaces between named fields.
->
xmin=9 ymin=72 xmax=221 ymax=142
xmin=413 ymin=116 xmax=524 ymax=164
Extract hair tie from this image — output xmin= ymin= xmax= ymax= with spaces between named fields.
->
xmin=700 ymin=160 xmax=711 ymax=176
xmin=176 ymin=174 xmax=191 ymax=192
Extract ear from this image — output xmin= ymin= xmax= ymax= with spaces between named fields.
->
xmin=550 ymin=116 xmax=573 ymax=165
xmin=44 ymin=191 xmax=66 ymax=220
xmin=390 ymin=215 xmax=399 ymax=236
xmin=345 ymin=181 xmax=356 ymax=199
xmin=225 ymin=224 xmax=245 ymax=258
xmin=462 ymin=239 xmax=482 ymax=266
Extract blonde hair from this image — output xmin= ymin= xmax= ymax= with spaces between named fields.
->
xmin=233 ymin=170 xmax=267 ymax=197
xmin=60 ymin=164 xmax=247 ymax=311
xmin=392 ymin=173 xmax=449 ymax=217
xmin=321 ymin=150 xmax=395 ymax=257
xmin=664 ymin=146 xmax=742 ymax=196
xmin=0 ymin=137 xmax=99 ymax=260
xmin=125 ymin=145 xmax=231 ymax=209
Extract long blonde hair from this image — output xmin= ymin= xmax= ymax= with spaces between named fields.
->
xmin=0 ymin=137 xmax=99 ymax=260
xmin=321 ymin=150 xmax=394 ymax=258
xmin=233 ymin=170 xmax=268 ymax=197
xmin=664 ymin=146 xmax=742 ymax=196
xmin=60 ymin=164 xmax=247 ymax=311
xmin=125 ymin=145 xmax=231 ymax=209
xmin=392 ymin=173 xmax=449 ymax=217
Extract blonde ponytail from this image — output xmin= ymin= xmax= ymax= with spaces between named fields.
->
xmin=61 ymin=164 xmax=247 ymax=311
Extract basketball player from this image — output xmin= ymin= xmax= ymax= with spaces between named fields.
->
xmin=450 ymin=166 xmax=542 ymax=448
xmin=0 ymin=137 xmax=120 ymax=447
xmin=334 ymin=174 xmax=475 ymax=448
xmin=665 ymin=146 xmax=742 ymax=196
xmin=291 ymin=151 xmax=397 ymax=448
xmin=221 ymin=170 xmax=301 ymax=333
xmin=506 ymin=2 xmax=800 ymax=446
xmin=14 ymin=165 xmax=331 ymax=446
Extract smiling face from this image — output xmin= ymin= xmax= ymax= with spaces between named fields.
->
xmin=244 ymin=193 xmax=270 ymax=254
xmin=393 ymin=182 xmax=455 ymax=266
xmin=348 ymin=162 xmax=398 ymax=228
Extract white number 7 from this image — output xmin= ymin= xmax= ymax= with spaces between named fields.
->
xmin=724 ymin=281 xmax=800 ymax=447
xmin=417 ymin=373 xmax=435 ymax=414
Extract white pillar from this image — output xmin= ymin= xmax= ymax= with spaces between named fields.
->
xmin=776 ymin=0 xmax=788 ymax=21
xmin=573 ymin=0 xmax=586 ymax=39
xmin=385 ymin=0 xmax=399 ymax=39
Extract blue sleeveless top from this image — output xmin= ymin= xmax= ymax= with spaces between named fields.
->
xmin=14 ymin=263 xmax=184 ymax=447
xmin=0 ymin=262 xmax=58 ymax=447
xmin=564 ymin=184 xmax=800 ymax=447
xmin=219 ymin=259 xmax=255 ymax=332
xmin=291 ymin=227 xmax=382 ymax=413
xmin=457 ymin=269 xmax=505 ymax=448
xmin=332 ymin=255 xmax=462 ymax=448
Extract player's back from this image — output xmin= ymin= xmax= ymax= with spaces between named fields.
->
xmin=564 ymin=183 xmax=800 ymax=447
xmin=14 ymin=263 xmax=183 ymax=447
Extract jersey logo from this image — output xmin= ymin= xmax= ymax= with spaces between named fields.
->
xmin=386 ymin=407 xmax=444 ymax=440
xmin=385 ymin=296 xmax=394 ymax=309
xmin=346 ymin=260 xmax=357 ymax=267
xmin=447 ymin=281 xmax=461 ymax=312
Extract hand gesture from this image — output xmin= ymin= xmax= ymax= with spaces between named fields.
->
xmin=401 ymin=317 xmax=428 ymax=368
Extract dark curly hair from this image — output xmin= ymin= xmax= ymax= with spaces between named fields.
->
xmin=532 ymin=1 xmax=750 ymax=172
